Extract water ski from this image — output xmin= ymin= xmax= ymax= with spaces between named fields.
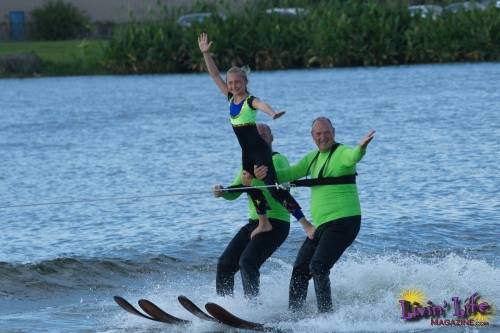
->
xmin=138 ymin=298 xmax=190 ymax=324
xmin=205 ymin=302 xmax=266 ymax=331
xmin=178 ymin=295 xmax=217 ymax=322
xmin=113 ymin=296 xmax=189 ymax=325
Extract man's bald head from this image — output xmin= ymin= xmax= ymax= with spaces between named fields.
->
xmin=257 ymin=123 xmax=273 ymax=147
xmin=311 ymin=117 xmax=335 ymax=133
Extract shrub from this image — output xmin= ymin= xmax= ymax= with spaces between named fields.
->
xmin=102 ymin=0 xmax=500 ymax=73
xmin=31 ymin=0 xmax=91 ymax=40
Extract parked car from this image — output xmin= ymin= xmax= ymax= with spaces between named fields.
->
xmin=265 ymin=7 xmax=308 ymax=16
xmin=177 ymin=12 xmax=225 ymax=28
xmin=408 ymin=5 xmax=443 ymax=18
xmin=445 ymin=1 xmax=488 ymax=12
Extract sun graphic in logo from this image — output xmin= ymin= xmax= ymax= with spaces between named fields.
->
xmin=470 ymin=297 xmax=494 ymax=322
xmin=400 ymin=288 xmax=426 ymax=305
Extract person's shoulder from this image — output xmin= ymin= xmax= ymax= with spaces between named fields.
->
xmin=304 ymin=149 xmax=320 ymax=159
xmin=335 ymin=143 xmax=354 ymax=153
xmin=272 ymin=151 xmax=286 ymax=160
xmin=272 ymin=151 xmax=290 ymax=164
xmin=335 ymin=144 xmax=361 ymax=160
xmin=247 ymin=95 xmax=258 ymax=110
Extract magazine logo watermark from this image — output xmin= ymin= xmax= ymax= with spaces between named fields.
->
xmin=398 ymin=290 xmax=493 ymax=327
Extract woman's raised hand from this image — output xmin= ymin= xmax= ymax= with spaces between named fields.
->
xmin=198 ymin=32 xmax=212 ymax=53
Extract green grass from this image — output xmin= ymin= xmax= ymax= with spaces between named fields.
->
xmin=0 ymin=39 xmax=108 ymax=76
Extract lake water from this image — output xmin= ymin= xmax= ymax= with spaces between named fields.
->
xmin=0 ymin=63 xmax=499 ymax=332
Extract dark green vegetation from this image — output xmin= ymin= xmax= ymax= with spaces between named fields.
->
xmin=102 ymin=1 xmax=500 ymax=74
xmin=1 ymin=0 xmax=499 ymax=77
xmin=31 ymin=0 xmax=91 ymax=40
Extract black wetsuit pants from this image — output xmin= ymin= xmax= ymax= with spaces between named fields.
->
xmin=289 ymin=216 xmax=361 ymax=312
xmin=216 ymin=218 xmax=290 ymax=298
xmin=233 ymin=124 xmax=302 ymax=216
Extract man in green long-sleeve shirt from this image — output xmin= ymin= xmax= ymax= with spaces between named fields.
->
xmin=213 ymin=123 xmax=291 ymax=299
xmin=254 ymin=117 xmax=375 ymax=312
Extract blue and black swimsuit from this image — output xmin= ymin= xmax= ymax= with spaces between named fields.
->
xmin=228 ymin=93 xmax=304 ymax=220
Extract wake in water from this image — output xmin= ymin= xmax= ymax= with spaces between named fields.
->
xmin=0 ymin=255 xmax=184 ymax=299
xmin=1 ymin=252 xmax=497 ymax=332
xmin=103 ymin=252 xmax=499 ymax=333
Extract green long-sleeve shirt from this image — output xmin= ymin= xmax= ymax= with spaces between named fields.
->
xmin=223 ymin=153 xmax=290 ymax=223
xmin=277 ymin=144 xmax=366 ymax=228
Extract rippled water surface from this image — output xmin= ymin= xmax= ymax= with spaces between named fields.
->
xmin=1 ymin=63 xmax=499 ymax=332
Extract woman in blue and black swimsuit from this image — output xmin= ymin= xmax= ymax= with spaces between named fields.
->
xmin=198 ymin=33 xmax=310 ymax=239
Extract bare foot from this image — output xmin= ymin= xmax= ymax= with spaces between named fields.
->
xmin=299 ymin=217 xmax=315 ymax=240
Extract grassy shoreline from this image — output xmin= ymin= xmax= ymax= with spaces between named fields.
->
xmin=0 ymin=40 xmax=107 ymax=77
xmin=0 ymin=37 xmax=498 ymax=78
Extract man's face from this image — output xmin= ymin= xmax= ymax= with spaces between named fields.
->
xmin=311 ymin=120 xmax=335 ymax=152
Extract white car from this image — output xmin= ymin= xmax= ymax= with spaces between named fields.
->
xmin=265 ymin=7 xmax=308 ymax=16
xmin=408 ymin=5 xmax=443 ymax=18
xmin=445 ymin=2 xmax=488 ymax=12
xmin=177 ymin=12 xmax=225 ymax=28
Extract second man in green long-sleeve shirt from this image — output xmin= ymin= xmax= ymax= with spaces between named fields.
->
xmin=213 ymin=123 xmax=291 ymax=299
